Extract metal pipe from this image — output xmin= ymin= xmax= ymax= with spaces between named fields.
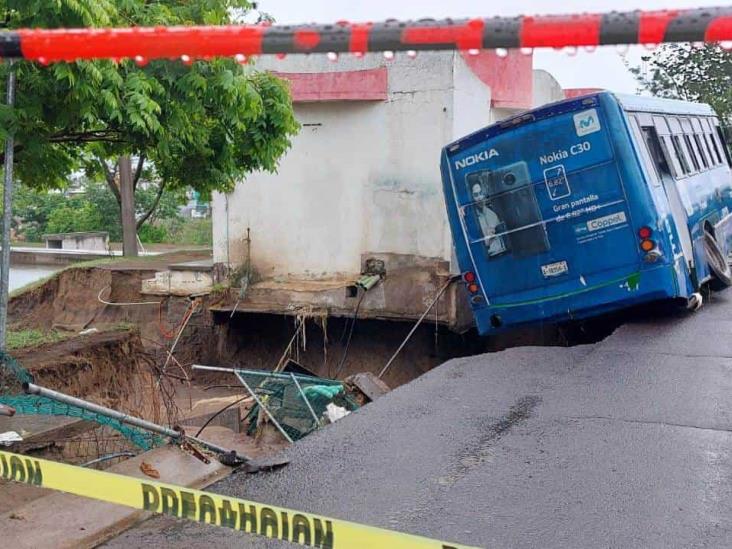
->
xmin=378 ymin=277 xmax=456 ymax=380
xmin=81 ymin=452 xmax=136 ymax=468
xmin=23 ymin=382 xmax=244 ymax=458
xmin=274 ymin=317 xmax=305 ymax=373
xmin=193 ymin=364 xmax=343 ymax=386
xmin=234 ymin=372 xmax=294 ymax=444
xmin=160 ymin=300 xmax=198 ymax=376
xmin=0 ymin=62 xmax=16 ymax=351
xmin=290 ymin=372 xmax=322 ymax=428
xmin=24 ymin=382 xmax=182 ymax=438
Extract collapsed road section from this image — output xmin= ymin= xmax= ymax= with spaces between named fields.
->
xmin=106 ymin=289 xmax=732 ymax=548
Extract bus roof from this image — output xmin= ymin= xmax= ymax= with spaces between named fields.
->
xmin=445 ymin=91 xmax=717 ymax=154
xmin=612 ymin=93 xmax=716 ymax=116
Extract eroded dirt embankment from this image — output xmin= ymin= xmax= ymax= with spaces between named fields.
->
xmin=5 ymin=256 xmax=215 ymax=412
xmin=11 ymin=328 xmax=154 ymax=409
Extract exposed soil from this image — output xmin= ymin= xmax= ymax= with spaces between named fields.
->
xmin=11 ymin=328 xmax=154 ymax=409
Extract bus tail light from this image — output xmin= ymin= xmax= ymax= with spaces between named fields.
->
xmin=638 ymin=225 xmax=662 ymax=262
xmin=640 ymin=239 xmax=656 ymax=252
xmin=467 ymin=283 xmax=480 ymax=294
xmin=463 ymin=271 xmax=476 ymax=283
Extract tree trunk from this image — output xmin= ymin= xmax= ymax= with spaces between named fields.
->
xmin=118 ymin=156 xmax=138 ymax=257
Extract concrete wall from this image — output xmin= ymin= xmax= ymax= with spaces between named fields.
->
xmin=213 ymin=52 xmax=562 ymax=282
xmin=533 ymin=69 xmax=566 ymax=108
xmin=43 ymin=232 xmax=109 ymax=252
xmin=213 ymin=51 xmax=493 ymax=278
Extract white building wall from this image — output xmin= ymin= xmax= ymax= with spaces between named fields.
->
xmin=532 ymin=69 xmax=566 ymax=108
xmin=213 ymin=51 xmax=492 ymax=279
xmin=212 ymin=54 xmax=562 ymax=282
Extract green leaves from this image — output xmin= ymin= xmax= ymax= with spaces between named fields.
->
xmin=633 ymin=44 xmax=732 ymax=129
xmin=0 ymin=0 xmax=298 ymax=220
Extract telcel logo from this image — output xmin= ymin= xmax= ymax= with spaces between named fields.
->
xmin=455 ymin=149 xmax=499 ymax=170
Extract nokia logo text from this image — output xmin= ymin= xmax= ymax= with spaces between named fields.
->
xmin=455 ymin=149 xmax=499 ymax=169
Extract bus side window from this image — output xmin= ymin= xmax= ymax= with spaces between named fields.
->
xmin=707 ymin=133 xmax=723 ymax=165
xmin=671 ymin=135 xmax=692 ymax=176
xmin=641 ymin=126 xmax=672 ymax=178
xmin=693 ymin=134 xmax=709 ymax=169
xmin=715 ymin=126 xmax=732 ymax=167
xmin=682 ymin=134 xmax=701 ymax=172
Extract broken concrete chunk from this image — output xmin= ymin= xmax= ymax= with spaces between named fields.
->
xmin=345 ymin=372 xmax=391 ymax=403
xmin=0 ymin=431 xmax=23 ymax=446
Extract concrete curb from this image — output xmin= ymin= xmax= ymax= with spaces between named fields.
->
xmin=0 ymin=445 xmax=229 ymax=549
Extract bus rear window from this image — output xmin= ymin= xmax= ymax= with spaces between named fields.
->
xmin=465 ymin=162 xmax=549 ymax=258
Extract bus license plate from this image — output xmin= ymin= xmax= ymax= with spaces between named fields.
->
xmin=541 ymin=261 xmax=569 ymax=278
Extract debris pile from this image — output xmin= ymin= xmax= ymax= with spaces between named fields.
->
xmin=193 ymin=364 xmax=392 ymax=444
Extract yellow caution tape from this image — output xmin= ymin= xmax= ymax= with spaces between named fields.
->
xmin=1 ymin=450 xmax=481 ymax=549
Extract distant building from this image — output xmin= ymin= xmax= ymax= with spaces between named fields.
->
xmin=179 ymin=190 xmax=210 ymax=219
xmin=212 ymin=51 xmax=564 ymax=330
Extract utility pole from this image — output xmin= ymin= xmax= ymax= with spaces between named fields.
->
xmin=118 ymin=155 xmax=138 ymax=257
xmin=0 ymin=62 xmax=16 ymax=350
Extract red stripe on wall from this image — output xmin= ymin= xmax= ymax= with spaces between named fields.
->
xmin=460 ymin=49 xmax=533 ymax=109
xmin=273 ymin=68 xmax=388 ymax=102
xmin=521 ymin=15 xmax=602 ymax=47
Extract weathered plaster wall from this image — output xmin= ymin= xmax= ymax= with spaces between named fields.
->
xmin=213 ymin=51 xmax=492 ymax=278
xmin=213 ymin=51 xmax=554 ymax=280
xmin=533 ymin=69 xmax=566 ymax=108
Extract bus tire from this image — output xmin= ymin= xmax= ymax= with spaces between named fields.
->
xmin=703 ymin=229 xmax=732 ymax=291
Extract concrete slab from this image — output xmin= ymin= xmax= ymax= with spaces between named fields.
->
xmin=0 ymin=415 xmax=93 ymax=452
xmin=0 ymin=445 xmax=228 ymax=549
xmin=168 ymin=259 xmax=214 ymax=272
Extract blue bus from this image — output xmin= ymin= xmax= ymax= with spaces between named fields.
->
xmin=441 ymin=92 xmax=732 ymax=335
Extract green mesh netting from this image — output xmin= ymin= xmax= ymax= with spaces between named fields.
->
xmin=0 ymin=350 xmax=163 ymax=451
xmin=240 ymin=369 xmax=359 ymax=441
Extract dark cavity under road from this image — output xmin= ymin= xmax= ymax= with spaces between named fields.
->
xmin=106 ymin=289 xmax=732 ymax=548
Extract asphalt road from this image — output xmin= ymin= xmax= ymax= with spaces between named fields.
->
xmin=106 ymin=289 xmax=732 ymax=548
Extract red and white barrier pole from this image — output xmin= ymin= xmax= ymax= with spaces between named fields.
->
xmin=0 ymin=7 xmax=728 ymax=63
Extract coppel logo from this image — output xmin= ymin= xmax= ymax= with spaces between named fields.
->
xmin=574 ymin=109 xmax=601 ymax=137
xmin=587 ymin=211 xmax=627 ymax=232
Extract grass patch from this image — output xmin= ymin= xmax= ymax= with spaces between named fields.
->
xmin=6 ymin=329 xmax=72 ymax=351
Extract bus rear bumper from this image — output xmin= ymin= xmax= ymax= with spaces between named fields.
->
xmin=474 ymin=265 xmax=678 ymax=334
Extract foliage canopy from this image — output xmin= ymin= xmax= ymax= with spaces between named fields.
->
xmin=631 ymin=44 xmax=732 ymax=129
xmin=0 ymin=0 xmax=298 ymax=231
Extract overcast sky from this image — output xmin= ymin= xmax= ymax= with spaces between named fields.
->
xmin=255 ymin=0 xmax=732 ymax=93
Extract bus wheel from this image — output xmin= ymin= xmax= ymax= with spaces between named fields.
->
xmin=703 ymin=229 xmax=732 ymax=291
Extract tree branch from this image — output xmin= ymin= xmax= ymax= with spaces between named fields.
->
xmin=98 ymin=157 xmax=121 ymax=205
xmin=133 ymin=154 xmax=145 ymax=192
xmin=48 ymin=130 xmax=125 ymax=144
xmin=136 ymin=180 xmax=167 ymax=230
